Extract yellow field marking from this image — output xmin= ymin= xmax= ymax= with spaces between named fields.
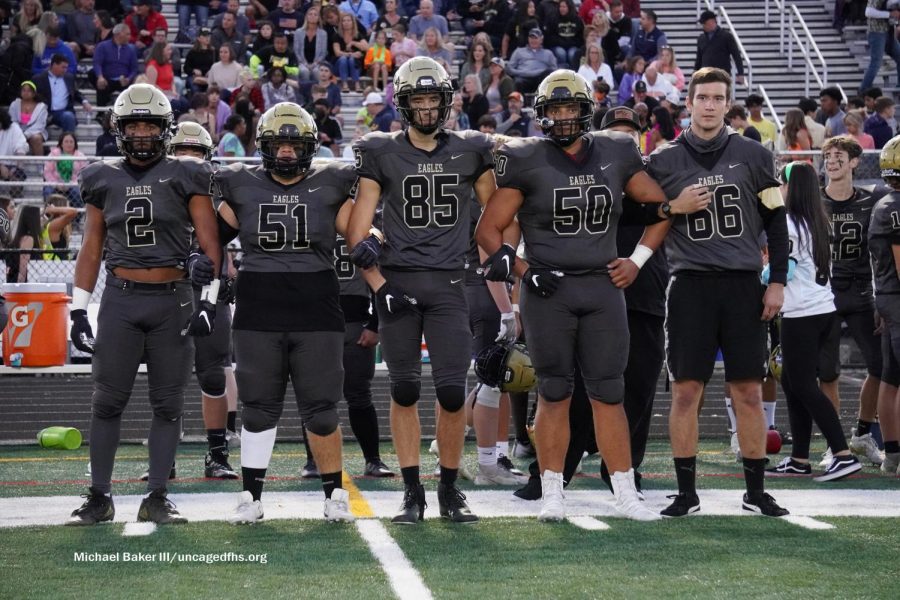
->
xmin=342 ymin=471 xmax=375 ymax=518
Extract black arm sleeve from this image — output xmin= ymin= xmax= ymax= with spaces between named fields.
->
xmin=217 ymin=212 xmax=240 ymax=245
xmin=761 ymin=205 xmax=789 ymax=284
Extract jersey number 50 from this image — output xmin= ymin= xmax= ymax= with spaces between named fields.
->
xmin=402 ymin=174 xmax=460 ymax=228
xmin=553 ymin=185 xmax=613 ymax=235
xmin=686 ymin=184 xmax=744 ymax=241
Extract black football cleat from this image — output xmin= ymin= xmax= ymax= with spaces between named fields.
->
xmin=300 ymin=459 xmax=320 ymax=479
xmin=742 ymin=492 xmax=789 ymax=517
xmin=437 ymin=483 xmax=479 ymax=524
xmin=391 ymin=484 xmax=426 ymax=525
xmin=513 ymin=476 xmax=542 ymax=500
xmin=660 ymin=493 xmax=701 ymax=517
xmin=363 ymin=459 xmax=395 ymax=478
xmin=137 ymin=488 xmax=188 ymax=524
xmin=66 ymin=488 xmax=115 ymax=526
xmin=205 ymin=452 xmax=238 ymax=479
xmin=139 ymin=462 xmax=177 ymax=481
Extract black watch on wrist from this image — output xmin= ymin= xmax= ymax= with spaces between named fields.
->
xmin=661 ymin=201 xmax=673 ymax=218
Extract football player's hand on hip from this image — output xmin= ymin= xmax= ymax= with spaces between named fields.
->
xmin=523 ymin=268 xmax=561 ymax=298
xmin=376 ymin=282 xmax=417 ymax=316
xmin=183 ymin=300 xmax=216 ymax=336
xmin=70 ymin=310 xmax=95 ymax=354
xmin=482 ymin=244 xmax=516 ymax=282
xmin=607 ymin=258 xmax=639 ymax=288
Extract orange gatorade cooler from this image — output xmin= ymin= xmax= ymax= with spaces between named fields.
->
xmin=2 ymin=283 xmax=70 ymax=367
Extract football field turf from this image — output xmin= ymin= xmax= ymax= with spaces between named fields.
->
xmin=2 ymin=441 xmax=899 ymax=599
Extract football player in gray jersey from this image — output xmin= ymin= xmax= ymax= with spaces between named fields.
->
xmin=868 ymin=136 xmax=900 ymax=476
xmin=646 ymin=68 xmax=790 ymax=518
xmin=66 ymin=84 xmax=221 ymax=526
xmin=820 ymin=135 xmax=887 ymax=466
xmin=215 ymin=103 xmax=357 ymax=524
xmin=348 ymin=57 xmax=517 ymax=525
xmin=477 ymin=70 xmax=705 ymax=522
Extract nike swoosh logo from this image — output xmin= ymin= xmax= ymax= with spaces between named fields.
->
xmin=729 ymin=163 xmax=743 ymax=169
xmin=201 ymin=313 xmax=211 ymax=330
xmin=385 ymin=294 xmax=394 ymax=312
xmin=862 ymin=207 xmax=872 ymax=211
xmin=180 ymin=301 xmax=191 ymax=307
xmin=450 ymin=154 xmax=464 ymax=160
xmin=600 ymin=164 xmax=611 ymax=170
xmin=159 ymin=177 xmax=173 ymax=183
xmin=308 ymin=187 xmax=321 ymax=193
xmin=531 ymin=274 xmax=539 ymax=286
xmin=450 ymin=278 xmax=461 ymax=284
xmin=501 ymin=255 xmax=510 ymax=270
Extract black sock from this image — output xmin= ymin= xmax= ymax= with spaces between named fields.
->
xmin=400 ymin=465 xmax=420 ymax=487
xmin=348 ymin=405 xmax=381 ymax=463
xmin=742 ymin=457 xmax=767 ymax=497
xmin=674 ymin=457 xmax=697 ymax=497
xmin=242 ymin=467 xmax=266 ymax=501
xmin=439 ymin=466 xmax=458 ymax=486
xmin=856 ymin=420 xmax=873 ymax=436
xmin=207 ymin=428 xmax=227 ymax=457
xmin=885 ymin=441 xmax=900 ymax=454
xmin=321 ymin=471 xmax=342 ymax=499
xmin=227 ymin=411 xmax=237 ymax=433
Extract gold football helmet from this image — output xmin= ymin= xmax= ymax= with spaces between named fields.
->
xmin=111 ymin=83 xmax=174 ymax=161
xmin=880 ymin=134 xmax=900 ymax=180
xmin=392 ymin=57 xmax=454 ymax=134
xmin=474 ymin=342 xmax=537 ymax=393
xmin=533 ymin=69 xmax=594 ymax=146
xmin=257 ymin=102 xmax=319 ymax=177
xmin=168 ymin=122 xmax=214 ymax=160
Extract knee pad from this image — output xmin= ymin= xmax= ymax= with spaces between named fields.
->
xmin=196 ymin=365 xmax=226 ymax=398
xmin=151 ymin=398 xmax=184 ymax=422
xmin=92 ymin=386 xmax=128 ymax=420
xmin=475 ymin=384 xmax=501 ymax=408
xmin=585 ymin=376 xmax=625 ymax=405
xmin=391 ymin=380 xmax=421 ymax=407
xmin=436 ymin=385 xmax=466 ymax=413
xmin=538 ymin=376 xmax=573 ymax=403
xmin=304 ymin=407 xmax=339 ymax=436
xmin=242 ymin=405 xmax=280 ymax=433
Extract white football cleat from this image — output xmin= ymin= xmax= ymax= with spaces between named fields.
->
xmin=474 ymin=462 xmax=528 ymax=486
xmin=428 ymin=439 xmax=474 ymax=480
xmin=849 ymin=433 xmax=884 ymax=466
xmin=538 ymin=470 xmax=565 ymax=522
xmin=611 ymin=469 xmax=661 ymax=521
xmin=881 ymin=452 xmax=900 ymax=476
xmin=228 ymin=491 xmax=263 ymax=524
xmin=324 ymin=488 xmax=355 ymax=522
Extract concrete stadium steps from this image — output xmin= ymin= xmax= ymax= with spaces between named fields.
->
xmin=642 ymin=0 xmax=862 ymax=117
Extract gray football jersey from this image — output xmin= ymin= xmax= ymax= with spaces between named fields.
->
xmin=647 ymin=132 xmax=781 ymax=274
xmin=494 ymin=131 xmax=644 ymax=273
xmin=215 ymin=162 xmax=356 ymax=273
xmin=353 ymin=129 xmax=494 ymax=270
xmin=80 ymin=156 xmax=213 ymax=270
xmin=868 ymin=191 xmax=900 ymax=296
xmin=822 ymin=185 xmax=887 ymax=279
xmin=335 ymin=234 xmax=369 ymax=298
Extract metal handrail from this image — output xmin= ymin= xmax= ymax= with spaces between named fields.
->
xmin=788 ymin=26 xmax=825 ymax=96
xmin=757 ymin=84 xmax=784 ymax=131
xmin=697 ymin=0 xmax=716 ymax=19
xmin=768 ymin=0 xmax=829 ymax=87
xmin=706 ymin=1 xmax=753 ymax=92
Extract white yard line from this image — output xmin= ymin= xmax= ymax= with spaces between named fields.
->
xmin=122 ymin=522 xmax=157 ymax=536
xmin=4 ymin=489 xmax=900 ymax=528
xmin=567 ymin=516 xmax=611 ymax=530
xmin=783 ymin=516 xmax=835 ymax=530
xmin=356 ymin=520 xmax=434 ymax=600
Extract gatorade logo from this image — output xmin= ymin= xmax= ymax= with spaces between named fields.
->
xmin=9 ymin=302 xmax=43 ymax=347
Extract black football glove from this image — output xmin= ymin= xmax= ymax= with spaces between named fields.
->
xmin=482 ymin=244 xmax=516 ymax=282
xmin=186 ymin=252 xmax=215 ymax=286
xmin=220 ymin=276 xmax=237 ymax=304
xmin=349 ymin=234 xmax=382 ymax=269
xmin=70 ymin=309 xmax=95 ymax=354
xmin=376 ymin=282 xmax=417 ymax=316
xmin=183 ymin=300 xmax=216 ymax=337
xmin=523 ymin=268 xmax=562 ymax=298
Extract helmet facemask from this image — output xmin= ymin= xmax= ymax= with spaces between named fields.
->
xmin=396 ymin=89 xmax=453 ymax=134
xmin=535 ymin=98 xmax=593 ymax=147
xmin=113 ymin=115 xmax=172 ymax=161
xmin=259 ymin=135 xmax=318 ymax=178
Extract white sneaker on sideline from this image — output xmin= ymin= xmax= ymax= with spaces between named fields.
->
xmin=324 ymin=488 xmax=355 ymax=522
xmin=611 ymin=469 xmax=662 ymax=521
xmin=849 ymin=433 xmax=884 ymax=466
xmin=475 ymin=462 xmax=528 ymax=486
xmin=881 ymin=452 xmax=900 ymax=476
xmin=228 ymin=491 xmax=263 ymax=524
xmin=538 ymin=470 xmax=565 ymax=522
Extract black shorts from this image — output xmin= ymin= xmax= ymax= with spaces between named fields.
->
xmin=876 ymin=294 xmax=900 ymax=386
xmin=666 ymin=271 xmax=767 ymax=382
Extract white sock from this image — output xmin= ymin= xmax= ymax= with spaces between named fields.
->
xmin=240 ymin=426 xmax=278 ymax=469
xmin=477 ymin=446 xmax=497 ymax=466
xmin=724 ymin=397 xmax=737 ymax=433
xmin=496 ymin=440 xmax=509 ymax=458
xmin=763 ymin=402 xmax=776 ymax=429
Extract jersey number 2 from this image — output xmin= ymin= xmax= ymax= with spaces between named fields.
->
xmin=125 ymin=197 xmax=155 ymax=247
